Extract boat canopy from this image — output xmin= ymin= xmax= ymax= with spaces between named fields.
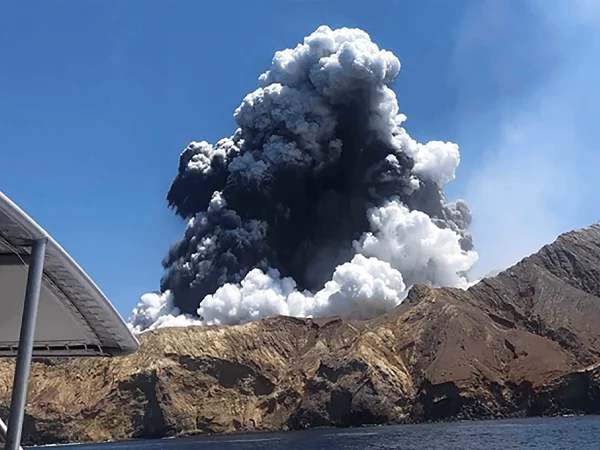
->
xmin=0 ymin=190 xmax=138 ymax=450
xmin=0 ymin=191 xmax=138 ymax=357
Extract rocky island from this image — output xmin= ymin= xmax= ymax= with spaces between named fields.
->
xmin=1 ymin=222 xmax=600 ymax=446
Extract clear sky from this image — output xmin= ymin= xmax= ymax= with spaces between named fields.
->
xmin=2 ymin=1 xmax=599 ymax=318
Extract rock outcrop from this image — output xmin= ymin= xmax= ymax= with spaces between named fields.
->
xmin=1 ymin=223 xmax=600 ymax=446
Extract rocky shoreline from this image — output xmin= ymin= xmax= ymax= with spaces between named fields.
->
xmin=2 ymin=223 xmax=600 ymax=446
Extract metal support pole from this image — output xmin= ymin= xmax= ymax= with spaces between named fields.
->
xmin=4 ymin=238 xmax=47 ymax=450
xmin=0 ymin=416 xmax=21 ymax=450
xmin=1 ymin=405 xmax=23 ymax=450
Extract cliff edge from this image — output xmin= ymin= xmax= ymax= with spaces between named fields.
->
xmin=2 ymin=223 xmax=600 ymax=446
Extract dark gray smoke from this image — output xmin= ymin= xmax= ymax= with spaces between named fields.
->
xmin=129 ymin=25 xmax=477 ymax=331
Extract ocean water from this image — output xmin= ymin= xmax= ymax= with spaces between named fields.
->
xmin=46 ymin=416 xmax=600 ymax=450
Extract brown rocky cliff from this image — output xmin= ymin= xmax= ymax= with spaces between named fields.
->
xmin=0 ymin=317 xmax=415 ymax=445
xmin=1 ymin=223 xmax=600 ymax=446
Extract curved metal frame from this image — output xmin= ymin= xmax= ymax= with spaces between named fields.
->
xmin=0 ymin=191 xmax=139 ymax=449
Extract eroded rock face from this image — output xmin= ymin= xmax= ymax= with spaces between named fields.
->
xmin=1 ymin=223 xmax=600 ymax=445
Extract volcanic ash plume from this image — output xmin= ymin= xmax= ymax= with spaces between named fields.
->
xmin=128 ymin=25 xmax=478 ymax=332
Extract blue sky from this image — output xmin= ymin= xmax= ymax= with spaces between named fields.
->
xmin=2 ymin=1 xmax=598 ymax=318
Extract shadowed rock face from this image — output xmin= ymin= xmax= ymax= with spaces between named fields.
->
xmin=1 ymin=223 xmax=600 ymax=446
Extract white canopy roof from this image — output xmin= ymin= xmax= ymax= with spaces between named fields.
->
xmin=0 ymin=191 xmax=139 ymax=358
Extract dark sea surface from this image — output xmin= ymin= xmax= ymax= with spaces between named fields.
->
xmin=45 ymin=416 xmax=600 ymax=449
